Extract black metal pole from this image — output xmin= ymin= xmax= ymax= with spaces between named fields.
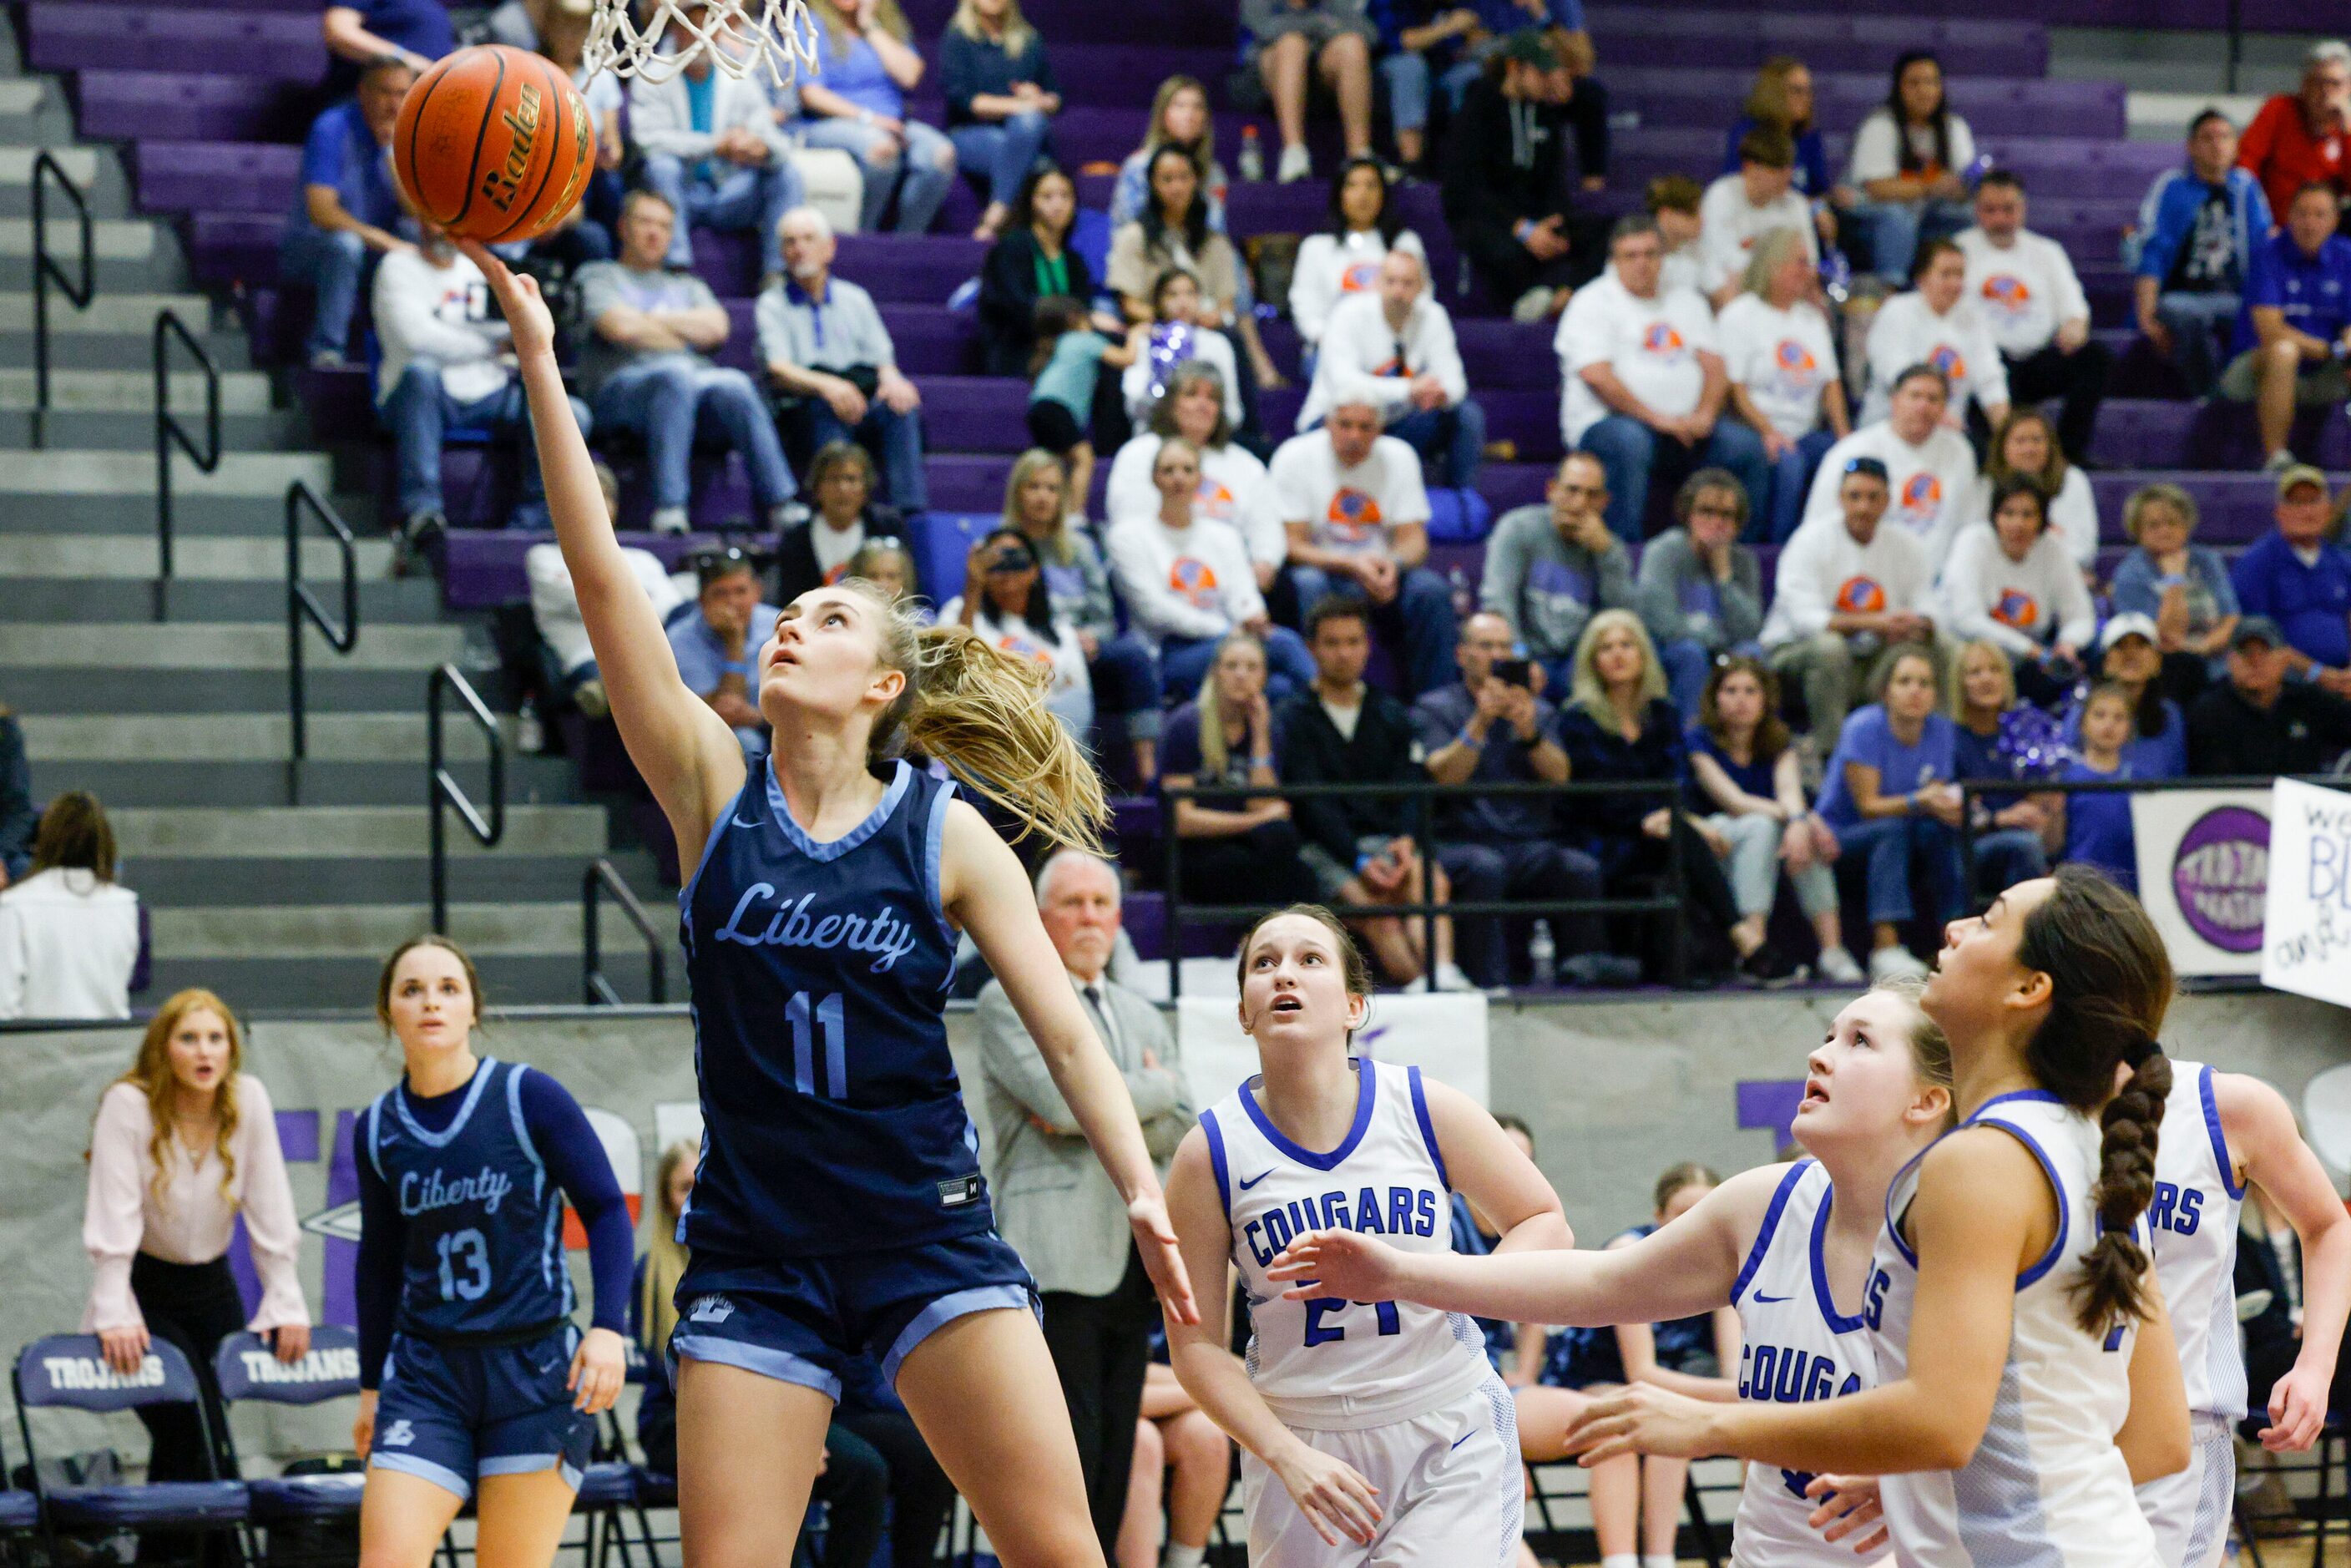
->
xmin=31 ymin=166 xmax=48 ymax=453
xmin=428 ymin=682 xmax=447 ymax=936
xmin=1163 ymin=783 xmax=1183 ymax=1000
xmin=583 ymin=862 xmax=603 ymax=1005
xmin=2225 ymin=0 xmax=2243 ymax=93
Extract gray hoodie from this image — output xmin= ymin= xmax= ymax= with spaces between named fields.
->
xmin=1479 ymin=503 xmax=1650 ymax=662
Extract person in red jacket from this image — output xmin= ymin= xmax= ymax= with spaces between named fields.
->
xmin=2238 ymin=41 xmax=2351 ymax=222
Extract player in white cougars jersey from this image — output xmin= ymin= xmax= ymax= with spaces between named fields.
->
xmin=1272 ymin=981 xmax=1956 ymax=1568
xmin=1540 ymin=871 xmax=2194 ymax=1567
xmin=2137 ymin=1060 xmax=2351 ymax=1568
xmin=1163 ymin=906 xmax=1570 ymax=1565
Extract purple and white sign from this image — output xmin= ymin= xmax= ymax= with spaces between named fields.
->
xmin=2134 ymin=789 xmax=2273 ymax=976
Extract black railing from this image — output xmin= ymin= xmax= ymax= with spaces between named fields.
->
xmin=285 ymin=481 xmax=359 ymax=802
xmin=427 ymin=664 xmax=507 ymax=935
xmin=1158 ymin=779 xmax=1686 ymax=997
xmin=153 ymin=309 xmax=221 ymax=620
xmin=583 ymin=858 xmax=669 ymax=1006
xmin=31 ymin=150 xmax=94 ymax=451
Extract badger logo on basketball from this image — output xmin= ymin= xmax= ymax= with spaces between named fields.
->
xmin=478 ymin=83 xmax=542 ymax=215
xmin=1834 ymin=576 xmax=1887 ymax=615
xmin=1169 ymin=556 xmax=1220 ymax=609
xmin=1991 ymin=589 xmax=2040 ymax=630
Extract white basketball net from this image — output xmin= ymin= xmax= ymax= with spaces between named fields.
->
xmin=584 ymin=0 xmax=822 ymax=90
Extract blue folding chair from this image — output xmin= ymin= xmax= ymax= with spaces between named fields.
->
xmin=212 ymin=1327 xmax=369 ymax=1553
xmin=13 ymin=1334 xmax=250 ymax=1568
xmin=0 ymin=1425 xmax=40 ymax=1562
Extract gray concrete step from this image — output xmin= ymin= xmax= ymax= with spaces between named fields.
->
xmin=0 ymin=666 xmax=493 ymax=714
xmin=112 ymin=804 xmax=609 ymax=859
xmin=144 ymin=950 xmax=676 ymax=1013
xmin=23 ymin=711 xmax=512 ymax=761
xmin=0 ymin=409 xmax=296 ymax=448
xmin=129 ymin=850 xmax=666 ymax=908
xmin=6 ymin=575 xmax=442 ymax=622
xmin=41 ymin=754 xmax=588 ymax=808
xmin=0 ymin=330 xmax=255 ymax=372
xmin=0 ymin=445 xmax=328 ymax=496
xmin=0 ymin=291 xmax=220 ymax=337
xmin=0 ymin=492 xmax=386 ymax=537
xmin=0 ymin=366 xmax=272 ymax=413
xmin=0 ymin=217 xmax=185 ymax=291
xmin=0 ymin=146 xmax=132 ymax=220
xmin=154 ymin=899 xmax=602 ymax=960
xmin=0 ymin=531 xmax=396 ymax=579
xmin=0 ymin=620 xmax=467 ymax=668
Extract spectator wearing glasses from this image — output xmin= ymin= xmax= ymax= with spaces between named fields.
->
xmin=1297 ymin=250 xmax=1486 ymax=488
xmin=1717 ymin=228 xmax=1848 ymax=544
xmin=1637 ymin=468 xmax=1764 ymax=718
xmin=1843 ymin=50 xmax=1976 ymax=284
xmin=2236 ymin=40 xmax=2351 ymax=225
xmin=1158 ymin=630 xmax=1321 ymax=913
xmin=792 ymin=0 xmax=957 ymax=236
xmin=1860 ymin=239 xmax=2009 ymax=433
xmin=1416 ymin=611 xmax=1623 ymax=990
xmin=1479 ymin=452 xmax=1652 ymax=691
xmin=1935 ymin=476 xmax=2096 ymax=707
xmin=2220 ymin=181 xmax=2351 ymax=473
xmin=1955 ymin=171 xmax=2106 ymax=465
xmin=1290 ymin=158 xmax=1431 ymax=358
xmin=2109 ymin=482 xmax=2239 ymax=706
xmin=667 ymin=551 xmax=779 ymax=752
xmin=1695 ymin=126 xmax=1817 ymax=312
xmin=2133 ymin=109 xmax=2271 ymax=397
xmin=1762 ymin=455 xmax=1937 ymax=747
xmin=1558 ymin=216 xmax=1768 ymax=544
xmin=1801 ymin=364 xmax=1979 ymax=572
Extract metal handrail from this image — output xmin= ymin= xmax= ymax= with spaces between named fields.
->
xmin=286 ymin=481 xmax=359 ymax=800
xmin=583 ymin=858 xmax=669 ymax=1006
xmin=31 ymin=150 xmax=94 ymax=449
xmin=427 ymin=665 xmax=507 ymax=935
xmin=154 ymin=310 xmax=221 ymax=620
xmin=1158 ymin=778 xmax=1686 ymax=995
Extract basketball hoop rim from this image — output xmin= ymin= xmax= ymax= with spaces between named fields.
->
xmin=583 ymin=0 xmax=822 ymax=89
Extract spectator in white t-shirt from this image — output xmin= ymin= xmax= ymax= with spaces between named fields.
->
xmin=1696 ymin=125 xmax=1818 ymax=310
xmin=1964 ymin=407 xmax=2101 ymax=579
xmin=1762 ymin=455 xmax=1938 ymax=745
xmin=1861 ymin=238 xmax=2010 ymax=430
xmin=1801 ymin=363 xmax=1980 ymax=571
xmin=1106 ymin=362 xmax=1284 ymax=589
xmin=1288 ymin=157 xmax=1429 ymax=352
xmin=1955 ymin=170 xmax=2108 ymax=464
xmin=1718 ymin=228 xmax=1849 ymax=544
xmin=1271 ymin=401 xmax=1457 ymax=695
xmin=1556 ymin=215 xmax=1768 ymax=543
xmin=1844 ymin=49 xmax=1976 ymax=283
xmin=1647 ymin=174 xmax=1707 ymax=300
xmin=1936 ymin=475 xmax=2098 ymax=707
xmin=1297 ymin=250 xmax=1485 ymax=487
xmin=0 ymin=792 xmax=141 ymax=1021
xmin=527 ymin=486 xmax=683 ymax=721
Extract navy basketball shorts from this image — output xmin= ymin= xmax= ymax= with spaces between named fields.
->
xmin=369 ymin=1325 xmax=594 ymax=1500
xmin=671 ymin=1228 xmax=1038 ymax=1400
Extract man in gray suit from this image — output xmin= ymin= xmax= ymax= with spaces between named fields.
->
xmin=977 ymin=851 xmax=1192 ymax=1555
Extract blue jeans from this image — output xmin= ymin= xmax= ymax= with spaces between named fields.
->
xmin=279 ymin=226 xmax=369 ymax=360
xmin=794 ymin=397 xmax=929 ymax=513
xmin=799 ymin=115 xmax=956 ymax=235
xmin=1969 ymin=823 xmax=2049 ymax=897
xmin=1386 ymin=400 xmax=1488 ymax=488
xmin=1763 ymin=426 xmax=1841 ymax=544
xmin=1835 ymin=815 xmax=1964 ymax=927
xmin=1438 ymin=837 xmax=1605 ymax=985
xmin=1286 ymin=563 xmax=1459 ymax=695
xmin=382 ymin=365 xmax=591 ymax=524
xmin=949 ymin=110 xmax=1052 ymax=208
xmin=638 ymin=152 xmax=806 ymax=277
xmin=1658 ymin=637 xmax=1711 ymax=720
xmin=1376 ymin=52 xmax=1485 ymax=134
xmin=1089 ymin=633 xmax=1163 ymax=741
xmin=1576 ymin=415 xmax=1770 ymax=544
xmin=1160 ymin=625 xmax=1316 ymax=701
xmin=2154 ymin=291 xmax=2241 ymax=398
xmin=1847 ymin=197 xmax=1972 ymax=284
xmin=590 ymin=360 xmax=795 ymax=512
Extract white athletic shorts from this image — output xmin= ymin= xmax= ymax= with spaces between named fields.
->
xmin=1241 ymin=1372 xmax=1522 ymax=1566
xmin=2134 ymin=1414 xmax=2235 ymax=1568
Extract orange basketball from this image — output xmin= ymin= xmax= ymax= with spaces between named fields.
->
xmin=392 ymin=44 xmax=594 ymax=245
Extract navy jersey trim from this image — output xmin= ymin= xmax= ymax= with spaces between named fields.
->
xmin=1972 ymin=1117 xmax=2071 ymax=1290
xmin=1807 ymin=1181 xmax=1868 ymax=1334
xmin=1407 ymin=1065 xmax=1449 ymax=1191
xmin=394 ymin=1058 xmax=498 ymax=1149
xmin=1240 ymin=1058 xmax=1375 ymax=1171
xmin=1731 ymin=1160 xmax=1809 ymax=1308
xmin=1201 ymin=1107 xmax=1232 ymax=1218
xmin=922 ymin=776 xmax=958 ymax=955
xmin=680 ymin=766 xmax=760 ymax=920
xmin=2199 ymin=1065 xmax=2244 ymax=1201
xmin=766 ymin=756 xmax=914 ymax=863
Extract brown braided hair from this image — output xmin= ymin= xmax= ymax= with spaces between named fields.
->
xmin=2014 ymin=865 xmax=2175 ymax=1336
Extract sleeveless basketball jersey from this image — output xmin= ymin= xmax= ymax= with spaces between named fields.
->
xmin=2148 ymin=1060 xmax=2247 ymax=1422
xmin=362 ymin=1059 xmax=574 ymax=1340
xmin=1203 ymin=1058 xmax=1489 ymax=1429
xmin=1727 ymin=1161 xmax=1874 ymax=1568
xmin=680 ymin=757 xmax=986 ymax=1259
xmin=1863 ymin=1092 xmax=2155 ymax=1568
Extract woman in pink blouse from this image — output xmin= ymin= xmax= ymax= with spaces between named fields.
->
xmin=83 ymin=988 xmax=310 ymax=1517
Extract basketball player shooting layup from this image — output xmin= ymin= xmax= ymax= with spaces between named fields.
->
xmin=462 ymin=241 xmax=1196 ymax=1568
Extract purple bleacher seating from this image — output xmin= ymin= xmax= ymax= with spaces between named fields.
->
xmin=79 ymin=72 xmax=313 ymax=144
xmin=25 ymin=3 xmax=323 ymax=78
xmin=1582 ymin=9 xmax=2046 ymax=77
xmin=442 ymin=530 xmax=713 ymax=613
xmin=1606 ymin=69 xmax=2125 ymax=144
xmin=2090 ymin=401 xmax=2351 ymax=474
xmin=836 ymin=235 xmax=990 ymax=304
xmin=138 ymin=142 xmax=301 ymax=216
xmin=900 ymin=0 xmax=1235 ymax=48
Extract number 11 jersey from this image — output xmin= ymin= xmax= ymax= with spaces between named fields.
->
xmin=1203 ymin=1058 xmax=1490 ymax=1429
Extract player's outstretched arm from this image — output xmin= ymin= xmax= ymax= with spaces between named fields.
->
xmin=2222 ymin=1070 xmax=2351 ymax=1451
xmin=460 ymin=242 xmax=744 ymax=848
xmin=1162 ymin=1131 xmax=1381 ymax=1548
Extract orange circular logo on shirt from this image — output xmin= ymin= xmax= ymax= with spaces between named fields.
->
xmin=1326 ymin=488 xmax=1383 ymax=546
xmin=1981 ymin=276 xmax=2032 ymax=314
xmin=1196 ymin=478 xmax=1235 ymax=519
xmin=1169 ymin=556 xmax=1220 ymax=608
xmin=1642 ymin=322 xmax=1686 ymax=354
xmin=1898 ymin=472 xmax=1942 ymax=520
xmin=1341 ymin=260 xmax=1380 ymax=292
xmin=1835 ymin=576 xmax=1886 ymax=614
xmin=1927 ymin=343 xmax=1966 ymax=381
xmin=1992 ymin=590 xmax=2040 ymax=630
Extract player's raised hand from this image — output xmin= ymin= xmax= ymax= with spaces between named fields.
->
xmin=1266 ymin=1228 xmax=1408 ymax=1302
xmin=1560 ymin=1381 xmax=1718 ymax=1464
xmin=569 ymin=1326 xmax=627 ymax=1414
xmin=458 ymin=240 xmax=558 ymax=362
xmin=1804 ymin=1474 xmax=1888 ymax=1555
xmin=1270 ymin=1439 xmax=1383 ymax=1545
xmin=1130 ymin=1191 xmax=1201 ymax=1325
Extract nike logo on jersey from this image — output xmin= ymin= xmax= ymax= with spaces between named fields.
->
xmin=734 ymin=815 xmax=762 ymax=829
xmin=1238 ymin=1171 xmax=1272 ymax=1190
xmin=687 ymin=1297 xmax=735 ymax=1324
xmin=1752 ymin=1292 xmax=1792 ymax=1303
xmin=1449 ymin=1430 xmax=1474 ymax=1451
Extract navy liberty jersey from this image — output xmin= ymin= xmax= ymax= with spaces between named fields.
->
xmin=681 ymin=756 xmax=986 ymax=1257
xmin=362 ymin=1058 xmax=575 ymax=1340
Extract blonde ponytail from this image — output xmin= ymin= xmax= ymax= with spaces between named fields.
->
xmin=851 ymin=579 xmax=1108 ymax=852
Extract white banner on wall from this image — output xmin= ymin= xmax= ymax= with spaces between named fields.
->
xmin=2262 ymin=777 xmax=2351 ymax=1009
xmin=2132 ymin=787 xmax=2273 ymax=977
xmin=1176 ymin=994 xmax=1490 ymax=1110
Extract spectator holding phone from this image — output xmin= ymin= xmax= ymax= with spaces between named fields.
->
xmin=1159 ymin=631 xmax=1320 ymax=912
xmin=943 ymin=528 xmax=1095 ymax=744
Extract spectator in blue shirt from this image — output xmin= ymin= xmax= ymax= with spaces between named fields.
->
xmin=793 ymin=0 xmax=957 ymax=236
xmin=940 ymin=0 xmax=1060 ymax=240
xmin=2219 ymin=181 xmax=2351 ymax=470
xmin=2231 ymin=462 xmax=2351 ymax=693
xmin=2132 ymin=109 xmax=2272 ymax=397
xmin=1813 ymin=644 xmax=1964 ymax=982
xmin=2060 ymin=615 xmax=2188 ymax=779
xmin=2058 ymin=682 xmax=2146 ymax=893
xmin=278 ymin=58 xmax=416 ymax=367
xmin=2109 ymin=481 xmax=2239 ymax=706
xmin=321 ymin=0 xmax=451 ymax=96
xmin=1722 ymin=56 xmax=1843 ymax=245
xmin=668 ymin=552 xmax=782 ymax=752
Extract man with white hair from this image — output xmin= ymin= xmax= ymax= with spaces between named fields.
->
xmin=1297 ymin=249 xmax=1485 ymax=488
xmin=2237 ymin=39 xmax=2351 ymax=223
xmin=756 ymin=205 xmax=929 ymax=511
xmin=974 ymin=851 xmax=1191 ymax=1559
